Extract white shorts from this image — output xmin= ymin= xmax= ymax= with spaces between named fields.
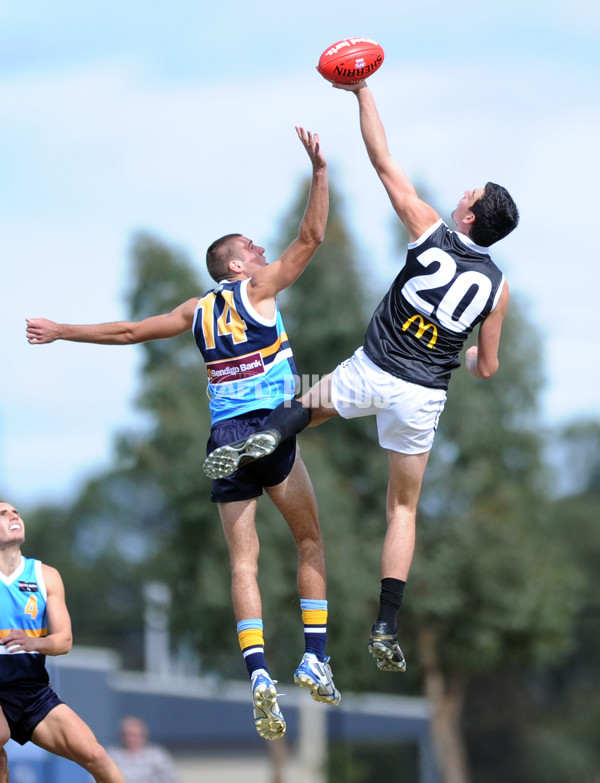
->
xmin=330 ymin=347 xmax=447 ymax=454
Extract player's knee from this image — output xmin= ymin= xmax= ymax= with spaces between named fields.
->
xmin=304 ymin=529 xmax=324 ymax=551
xmin=0 ymin=747 xmax=10 ymax=783
xmin=0 ymin=725 xmax=9 ymax=748
xmin=231 ymin=558 xmax=259 ymax=581
xmin=80 ymin=742 xmax=112 ymax=773
xmin=298 ymin=518 xmax=324 ymax=546
xmin=298 ymin=529 xmax=325 ymax=562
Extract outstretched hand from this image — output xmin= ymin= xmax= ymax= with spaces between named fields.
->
xmin=332 ymin=80 xmax=368 ymax=93
xmin=26 ymin=318 xmax=59 ymax=344
xmin=295 ymin=126 xmax=326 ymax=170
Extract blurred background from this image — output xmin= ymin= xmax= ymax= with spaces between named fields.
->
xmin=1 ymin=1 xmax=599 ymax=781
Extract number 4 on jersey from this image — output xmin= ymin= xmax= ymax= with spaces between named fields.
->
xmin=25 ymin=595 xmax=38 ymax=620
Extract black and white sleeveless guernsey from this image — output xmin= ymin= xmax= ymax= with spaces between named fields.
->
xmin=363 ymin=220 xmax=505 ymax=390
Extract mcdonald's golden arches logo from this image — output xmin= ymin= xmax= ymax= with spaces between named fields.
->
xmin=402 ymin=314 xmax=438 ymax=348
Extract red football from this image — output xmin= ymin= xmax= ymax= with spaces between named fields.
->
xmin=317 ymin=38 xmax=384 ymax=85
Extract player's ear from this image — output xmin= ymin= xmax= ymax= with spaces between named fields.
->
xmin=228 ymin=258 xmax=243 ymax=273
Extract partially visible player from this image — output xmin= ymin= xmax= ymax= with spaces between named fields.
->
xmin=203 ymin=81 xmax=520 ymax=674
xmin=0 ymin=502 xmax=126 ymax=783
xmin=26 ymin=127 xmax=340 ymax=741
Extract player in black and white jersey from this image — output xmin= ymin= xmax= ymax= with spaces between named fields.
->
xmin=203 ymin=81 xmax=519 ymax=673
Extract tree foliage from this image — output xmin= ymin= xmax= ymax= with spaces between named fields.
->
xmin=19 ymin=177 xmax=599 ymax=782
xmin=405 ymin=295 xmax=581 ymax=675
xmin=515 ymin=421 xmax=600 ymax=782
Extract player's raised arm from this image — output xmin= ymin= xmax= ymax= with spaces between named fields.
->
xmin=339 ymin=81 xmax=439 ymax=243
xmin=248 ymin=127 xmax=328 ymax=300
xmin=26 ymin=298 xmax=199 ymax=346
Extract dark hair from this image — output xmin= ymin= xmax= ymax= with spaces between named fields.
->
xmin=206 ymin=233 xmax=242 ymax=282
xmin=469 ymin=182 xmax=519 ymax=247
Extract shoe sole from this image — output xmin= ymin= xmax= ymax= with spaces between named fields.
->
xmin=368 ymin=640 xmax=407 ymax=672
xmin=253 ymin=683 xmax=286 ymax=741
xmin=294 ymin=671 xmax=341 ymax=706
xmin=204 ymin=433 xmax=279 ymax=479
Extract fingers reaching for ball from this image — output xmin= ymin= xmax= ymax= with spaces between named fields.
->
xmin=295 ymin=127 xmax=325 ymax=169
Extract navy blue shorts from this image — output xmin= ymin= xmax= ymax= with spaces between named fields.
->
xmin=208 ymin=410 xmax=297 ymax=503
xmin=0 ymin=683 xmax=63 ymax=745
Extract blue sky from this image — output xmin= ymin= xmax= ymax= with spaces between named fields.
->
xmin=2 ymin=0 xmax=599 ymax=507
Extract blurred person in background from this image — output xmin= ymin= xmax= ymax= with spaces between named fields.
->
xmin=107 ymin=716 xmax=177 ymax=783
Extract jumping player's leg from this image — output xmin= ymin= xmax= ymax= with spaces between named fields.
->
xmin=203 ymin=376 xmax=339 ymax=479
xmin=30 ymin=703 xmax=125 ymax=782
xmin=218 ymin=498 xmax=262 ymax=622
xmin=266 ymin=455 xmax=326 ymax=602
xmin=0 ymin=708 xmax=9 ymax=783
xmin=382 ymin=449 xmax=430 ymax=581
xmin=369 ymin=449 xmax=430 ymax=672
xmin=267 ymin=454 xmax=340 ymax=706
xmin=218 ymin=498 xmax=286 ymax=740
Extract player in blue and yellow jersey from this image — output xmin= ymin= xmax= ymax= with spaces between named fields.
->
xmin=0 ymin=501 xmax=126 ymax=782
xmin=203 ymin=81 xmax=520 ymax=675
xmin=26 ymin=127 xmax=340 ymax=741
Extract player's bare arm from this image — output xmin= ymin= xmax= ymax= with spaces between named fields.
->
xmin=465 ymin=283 xmax=510 ymax=379
xmin=338 ymin=81 xmax=439 ymax=243
xmin=247 ymin=127 xmax=328 ymax=304
xmin=26 ymin=298 xmax=199 ymax=346
xmin=0 ymin=565 xmax=72 ymax=656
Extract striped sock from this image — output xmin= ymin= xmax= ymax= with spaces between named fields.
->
xmin=237 ymin=619 xmax=268 ymax=678
xmin=300 ymin=599 xmax=328 ymax=661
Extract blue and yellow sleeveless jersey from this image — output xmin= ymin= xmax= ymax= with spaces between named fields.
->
xmin=0 ymin=556 xmax=49 ymax=687
xmin=193 ymin=278 xmax=298 ymax=424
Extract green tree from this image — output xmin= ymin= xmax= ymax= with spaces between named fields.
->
xmin=329 ymin=188 xmax=585 ymax=782
xmin=515 ymin=421 xmax=600 ymax=782
xmin=100 ymin=207 xmax=385 ymax=684
xmin=21 ymin=177 xmax=589 ymax=783
xmin=25 ymin=233 xmax=219 ymax=668
xmin=270 ymin=177 xmax=392 ymax=688
xmin=406 ymin=303 xmax=582 ymax=783
xmin=25 ymin=479 xmax=152 ymax=667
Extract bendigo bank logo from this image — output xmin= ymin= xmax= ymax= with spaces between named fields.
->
xmin=402 ymin=314 xmax=438 ymax=349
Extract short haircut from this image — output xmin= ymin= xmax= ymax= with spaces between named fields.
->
xmin=469 ymin=182 xmax=520 ymax=247
xmin=205 ymin=233 xmax=242 ymax=282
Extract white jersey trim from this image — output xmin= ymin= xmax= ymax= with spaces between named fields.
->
xmin=240 ymin=279 xmax=278 ymax=327
xmin=454 ymin=231 xmax=490 ymax=256
xmin=271 ymin=347 xmax=294 ymax=365
xmin=407 ymin=219 xmax=444 ymax=250
xmin=34 ymin=559 xmax=47 ymax=601
xmin=191 ymin=297 xmax=202 ymax=333
xmin=0 ymin=647 xmax=33 ymax=656
xmin=0 ymin=555 xmax=25 ymax=586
